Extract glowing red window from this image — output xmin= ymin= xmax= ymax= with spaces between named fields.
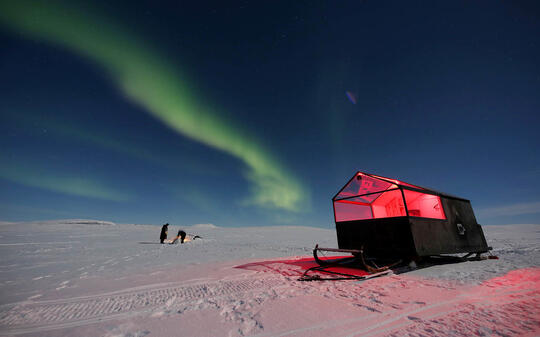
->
xmin=403 ymin=190 xmax=446 ymax=219
xmin=334 ymin=201 xmax=372 ymax=222
xmin=371 ymin=189 xmax=407 ymax=218
xmin=336 ymin=173 xmax=393 ymax=200
xmin=333 ymin=172 xmax=447 ymax=222
xmin=333 ymin=189 xmax=406 ymax=221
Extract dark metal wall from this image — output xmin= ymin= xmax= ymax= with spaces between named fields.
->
xmin=336 ymin=217 xmax=417 ymax=257
xmin=410 ymin=197 xmax=489 ymax=256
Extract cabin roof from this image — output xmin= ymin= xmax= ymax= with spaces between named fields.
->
xmin=333 ymin=171 xmax=469 ymax=202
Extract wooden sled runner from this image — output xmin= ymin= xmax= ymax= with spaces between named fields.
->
xmin=299 ymin=245 xmax=401 ymax=281
xmin=301 ymin=244 xmax=497 ymax=281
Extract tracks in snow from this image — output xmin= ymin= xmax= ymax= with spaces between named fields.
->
xmin=1 ymin=268 xmax=539 ymax=337
xmin=252 ymin=268 xmax=540 ymax=337
xmin=0 ymin=277 xmax=283 ymax=335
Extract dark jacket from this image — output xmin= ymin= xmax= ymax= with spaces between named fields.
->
xmin=160 ymin=224 xmax=168 ymax=242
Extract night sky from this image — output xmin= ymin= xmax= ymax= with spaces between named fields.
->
xmin=1 ymin=1 xmax=539 ymax=227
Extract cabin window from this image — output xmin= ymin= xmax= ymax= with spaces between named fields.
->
xmin=333 ymin=172 xmax=447 ymax=222
xmin=403 ymin=190 xmax=446 ymax=219
xmin=334 ymin=189 xmax=406 ymax=221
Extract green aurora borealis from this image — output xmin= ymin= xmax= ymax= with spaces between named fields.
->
xmin=0 ymin=157 xmax=130 ymax=202
xmin=0 ymin=1 xmax=307 ymax=212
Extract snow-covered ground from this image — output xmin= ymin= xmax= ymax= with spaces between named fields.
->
xmin=0 ymin=220 xmax=538 ymax=337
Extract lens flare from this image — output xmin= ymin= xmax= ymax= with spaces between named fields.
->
xmin=345 ymin=91 xmax=357 ymax=105
xmin=0 ymin=1 xmax=307 ymax=212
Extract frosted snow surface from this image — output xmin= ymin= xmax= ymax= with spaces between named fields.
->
xmin=0 ymin=221 xmax=538 ymax=337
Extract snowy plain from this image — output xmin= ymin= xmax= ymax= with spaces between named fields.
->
xmin=0 ymin=220 xmax=538 ymax=337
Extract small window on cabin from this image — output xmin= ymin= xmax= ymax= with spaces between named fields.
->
xmin=335 ymin=173 xmax=392 ymax=200
xmin=333 ymin=189 xmax=406 ymax=221
xmin=403 ymin=190 xmax=446 ymax=219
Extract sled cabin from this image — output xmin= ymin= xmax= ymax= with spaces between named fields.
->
xmin=333 ymin=172 xmax=489 ymax=258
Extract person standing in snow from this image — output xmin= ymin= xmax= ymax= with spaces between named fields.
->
xmin=160 ymin=223 xmax=169 ymax=244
